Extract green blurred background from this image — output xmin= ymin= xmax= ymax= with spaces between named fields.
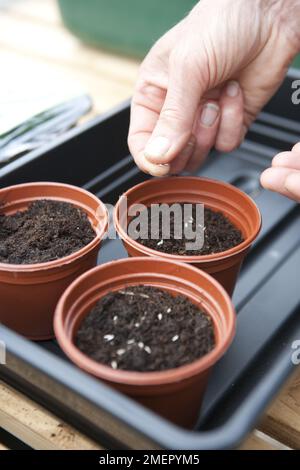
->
xmin=58 ymin=0 xmax=300 ymax=66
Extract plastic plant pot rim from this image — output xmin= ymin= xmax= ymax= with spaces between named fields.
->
xmin=114 ymin=176 xmax=262 ymax=263
xmin=54 ymin=257 xmax=236 ymax=387
xmin=0 ymin=182 xmax=108 ymax=273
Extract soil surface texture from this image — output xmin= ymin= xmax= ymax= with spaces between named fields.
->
xmin=131 ymin=203 xmax=244 ymax=256
xmin=75 ymin=285 xmax=215 ymax=372
xmin=0 ymin=199 xmax=95 ymax=264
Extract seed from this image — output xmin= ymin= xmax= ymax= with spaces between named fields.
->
xmin=111 ymin=361 xmax=118 ymax=369
xmin=144 ymin=346 xmax=152 ymax=354
xmin=138 ymin=342 xmax=144 ymax=349
xmin=104 ymin=334 xmax=114 ymax=342
xmin=135 ymin=322 xmax=140 ymax=328
xmin=119 ymin=290 xmax=135 ymax=296
xmin=157 ymin=240 xmax=164 ymax=246
xmin=139 ymin=293 xmax=150 ymax=299
xmin=117 ymin=348 xmax=126 ymax=356
xmin=172 ymin=335 xmax=179 ymax=342
xmin=166 ymin=308 xmax=171 ymax=313
xmin=113 ymin=316 xmax=118 ymax=323
xmin=157 ymin=313 xmax=163 ymax=321
xmin=127 ymin=339 xmax=135 ymax=345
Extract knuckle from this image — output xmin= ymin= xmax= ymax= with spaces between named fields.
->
xmin=170 ymin=45 xmax=195 ymax=70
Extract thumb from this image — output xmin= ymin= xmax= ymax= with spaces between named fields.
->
xmin=144 ymin=52 xmax=204 ymax=165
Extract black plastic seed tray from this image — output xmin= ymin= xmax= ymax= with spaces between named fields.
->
xmin=1 ymin=70 xmax=300 ymax=450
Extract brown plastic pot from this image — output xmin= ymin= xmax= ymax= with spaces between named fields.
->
xmin=0 ymin=182 xmax=108 ymax=340
xmin=114 ymin=177 xmax=262 ymax=296
xmin=54 ymin=257 xmax=236 ymax=428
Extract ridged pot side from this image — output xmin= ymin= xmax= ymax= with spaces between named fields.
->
xmin=114 ymin=177 xmax=262 ymax=296
xmin=0 ymin=182 xmax=108 ymax=340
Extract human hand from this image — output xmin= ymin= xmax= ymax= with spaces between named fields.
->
xmin=261 ymin=143 xmax=300 ymax=201
xmin=128 ymin=0 xmax=300 ymax=176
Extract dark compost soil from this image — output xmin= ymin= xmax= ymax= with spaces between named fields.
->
xmin=131 ymin=203 xmax=244 ymax=256
xmin=0 ymin=199 xmax=95 ymax=264
xmin=75 ymin=285 xmax=215 ymax=372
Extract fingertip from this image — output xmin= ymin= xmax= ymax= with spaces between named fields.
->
xmin=272 ymin=152 xmax=292 ymax=167
xmin=292 ymin=142 xmax=300 ymax=153
xmin=144 ymin=136 xmax=172 ymax=164
xmin=260 ymin=168 xmax=273 ymax=189
xmin=260 ymin=167 xmax=286 ymax=190
xmin=261 ymin=165 xmax=300 ymax=201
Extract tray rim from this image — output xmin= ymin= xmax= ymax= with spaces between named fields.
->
xmin=1 ymin=71 xmax=300 ymax=449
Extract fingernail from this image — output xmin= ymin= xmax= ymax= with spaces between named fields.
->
xmin=200 ymin=103 xmax=219 ymax=127
xmin=226 ymin=80 xmax=239 ymax=98
xmin=146 ymin=162 xmax=170 ymax=177
xmin=144 ymin=136 xmax=171 ymax=160
xmin=284 ymin=172 xmax=300 ymax=194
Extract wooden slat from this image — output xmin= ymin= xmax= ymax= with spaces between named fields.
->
xmin=259 ymin=367 xmax=300 ymax=449
xmin=0 ymin=381 xmax=101 ymax=450
xmin=239 ymin=430 xmax=290 ymax=450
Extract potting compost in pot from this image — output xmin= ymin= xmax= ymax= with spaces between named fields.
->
xmin=75 ymin=285 xmax=216 ymax=372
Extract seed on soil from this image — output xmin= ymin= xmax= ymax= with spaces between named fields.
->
xmin=104 ymin=334 xmax=114 ymax=342
xmin=113 ymin=316 xmax=118 ymax=323
xmin=119 ymin=290 xmax=135 ymax=296
xmin=132 ymin=203 xmax=244 ymax=256
xmin=75 ymin=285 xmax=215 ymax=372
xmin=116 ymin=349 xmax=126 ymax=356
